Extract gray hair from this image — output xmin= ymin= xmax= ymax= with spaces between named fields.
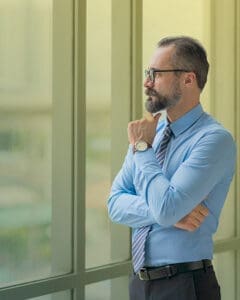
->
xmin=157 ymin=36 xmax=209 ymax=90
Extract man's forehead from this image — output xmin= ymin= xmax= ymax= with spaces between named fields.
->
xmin=149 ymin=45 xmax=175 ymax=68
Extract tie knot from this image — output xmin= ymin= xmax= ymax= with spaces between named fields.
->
xmin=163 ymin=124 xmax=172 ymax=138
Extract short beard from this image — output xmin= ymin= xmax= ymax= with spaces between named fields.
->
xmin=145 ymin=82 xmax=182 ymax=113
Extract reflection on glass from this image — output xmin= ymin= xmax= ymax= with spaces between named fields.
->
xmin=86 ymin=280 xmax=111 ymax=300
xmin=86 ymin=0 xmax=112 ymax=267
xmin=30 ymin=290 xmax=71 ymax=300
xmin=213 ymin=251 xmax=235 ymax=300
xmin=0 ymin=0 xmax=72 ymax=286
xmin=214 ymin=182 xmax=235 ymax=241
xmin=86 ymin=276 xmax=129 ymax=300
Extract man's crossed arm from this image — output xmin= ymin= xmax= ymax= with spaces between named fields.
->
xmin=175 ymin=203 xmax=209 ymax=231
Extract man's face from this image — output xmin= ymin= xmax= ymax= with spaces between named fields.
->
xmin=144 ymin=46 xmax=182 ymax=113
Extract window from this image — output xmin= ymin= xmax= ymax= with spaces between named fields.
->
xmin=0 ymin=0 xmax=72 ymax=287
xmin=0 ymin=0 xmax=132 ymax=298
xmin=0 ymin=0 xmax=239 ymax=299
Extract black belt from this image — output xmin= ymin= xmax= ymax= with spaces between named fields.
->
xmin=137 ymin=259 xmax=212 ymax=281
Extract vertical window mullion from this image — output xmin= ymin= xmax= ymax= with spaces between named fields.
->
xmin=73 ymin=0 xmax=87 ymax=298
xmin=52 ymin=0 xmax=73 ymax=278
xmin=110 ymin=0 xmax=131 ymax=265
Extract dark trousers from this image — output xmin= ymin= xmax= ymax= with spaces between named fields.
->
xmin=129 ymin=266 xmax=221 ymax=300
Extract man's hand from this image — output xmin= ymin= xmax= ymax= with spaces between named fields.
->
xmin=174 ymin=204 xmax=209 ymax=231
xmin=127 ymin=112 xmax=161 ymax=145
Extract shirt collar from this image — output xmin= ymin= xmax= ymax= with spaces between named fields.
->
xmin=166 ymin=104 xmax=204 ymax=138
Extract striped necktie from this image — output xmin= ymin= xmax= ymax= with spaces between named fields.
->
xmin=132 ymin=123 xmax=173 ymax=273
xmin=156 ymin=123 xmax=173 ymax=165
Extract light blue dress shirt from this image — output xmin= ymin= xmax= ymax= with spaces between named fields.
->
xmin=108 ymin=104 xmax=236 ymax=267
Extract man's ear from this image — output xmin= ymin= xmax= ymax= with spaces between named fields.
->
xmin=184 ymin=72 xmax=196 ymax=86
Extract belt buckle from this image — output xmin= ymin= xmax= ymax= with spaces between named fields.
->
xmin=139 ymin=268 xmax=150 ymax=280
xmin=164 ymin=265 xmax=177 ymax=279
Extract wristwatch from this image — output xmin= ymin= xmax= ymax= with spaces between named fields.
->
xmin=133 ymin=140 xmax=152 ymax=153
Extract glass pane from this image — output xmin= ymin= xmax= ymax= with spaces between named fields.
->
xmin=85 ymin=276 xmax=129 ymax=300
xmin=86 ymin=0 xmax=112 ymax=267
xmin=0 ymin=0 xmax=72 ymax=286
xmin=143 ymin=0 xmax=211 ymax=111
xmin=213 ymin=251 xmax=235 ymax=300
xmin=30 ymin=290 xmax=71 ymax=300
xmin=211 ymin=0 xmax=235 ymax=240
xmin=214 ymin=182 xmax=235 ymax=240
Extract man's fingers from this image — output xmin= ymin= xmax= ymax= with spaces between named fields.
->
xmin=144 ymin=111 xmax=161 ymax=123
xmin=153 ymin=112 xmax=161 ymax=123
xmin=190 ymin=210 xmax=205 ymax=223
xmin=188 ymin=204 xmax=209 ymax=223
xmin=175 ymin=204 xmax=209 ymax=232
xmin=189 ymin=217 xmax=201 ymax=228
xmin=197 ymin=204 xmax=209 ymax=216
xmin=175 ymin=221 xmax=199 ymax=232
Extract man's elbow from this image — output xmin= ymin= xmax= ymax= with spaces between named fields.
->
xmin=152 ymin=209 xmax=179 ymax=227
xmin=107 ymin=195 xmax=121 ymax=224
xmin=107 ymin=196 xmax=115 ymax=221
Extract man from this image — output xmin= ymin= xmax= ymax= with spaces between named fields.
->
xmin=107 ymin=36 xmax=236 ymax=300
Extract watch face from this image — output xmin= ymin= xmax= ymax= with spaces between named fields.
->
xmin=135 ymin=140 xmax=148 ymax=151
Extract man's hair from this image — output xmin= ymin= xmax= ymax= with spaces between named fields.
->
xmin=157 ymin=36 xmax=209 ymax=90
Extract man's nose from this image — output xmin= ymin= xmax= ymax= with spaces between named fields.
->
xmin=144 ymin=77 xmax=154 ymax=88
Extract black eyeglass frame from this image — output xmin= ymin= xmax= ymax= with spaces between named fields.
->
xmin=144 ymin=68 xmax=191 ymax=82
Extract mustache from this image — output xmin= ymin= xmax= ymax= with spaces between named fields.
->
xmin=145 ymin=88 xmax=158 ymax=97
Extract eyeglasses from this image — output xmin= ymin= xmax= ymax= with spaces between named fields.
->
xmin=144 ymin=68 xmax=191 ymax=83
